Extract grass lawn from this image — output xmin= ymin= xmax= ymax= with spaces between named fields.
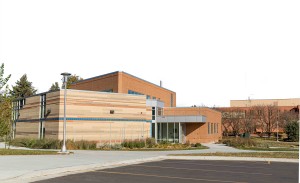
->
xmin=169 ymin=152 xmax=299 ymax=159
xmin=0 ymin=149 xmax=59 ymax=155
xmin=221 ymin=137 xmax=299 ymax=151
xmin=239 ymin=147 xmax=298 ymax=151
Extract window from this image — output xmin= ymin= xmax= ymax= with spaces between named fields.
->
xmin=211 ymin=123 xmax=214 ymax=134
xmin=39 ymin=94 xmax=46 ymax=139
xmin=214 ymin=123 xmax=217 ymax=134
xmin=146 ymin=95 xmax=151 ymax=99
xmin=128 ymin=90 xmax=143 ymax=95
xmin=101 ymin=89 xmax=113 ymax=93
xmin=208 ymin=122 xmax=210 ymax=134
xmin=153 ymin=96 xmax=156 ymax=100
xmin=217 ymin=124 xmax=218 ymax=133
xmin=40 ymin=94 xmax=46 ymax=119
xmin=157 ymin=107 xmax=163 ymax=116
xmin=110 ymin=110 xmax=114 ymax=114
xmin=152 ymin=107 xmax=155 ymax=120
xmin=19 ymin=99 xmax=26 ymax=109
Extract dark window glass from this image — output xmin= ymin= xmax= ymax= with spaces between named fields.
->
xmin=101 ymin=89 xmax=113 ymax=93
xmin=152 ymin=107 xmax=155 ymax=120
xmin=151 ymin=123 xmax=155 ymax=138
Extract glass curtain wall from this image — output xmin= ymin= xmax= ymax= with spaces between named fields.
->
xmin=157 ymin=122 xmax=180 ymax=143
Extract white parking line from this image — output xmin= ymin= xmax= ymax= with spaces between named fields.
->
xmin=131 ymin=164 xmax=272 ymax=176
xmin=96 ymin=170 xmax=248 ymax=183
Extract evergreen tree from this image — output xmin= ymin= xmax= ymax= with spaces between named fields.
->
xmin=0 ymin=63 xmax=11 ymax=147
xmin=10 ymin=74 xmax=37 ymax=98
xmin=284 ymin=121 xmax=299 ymax=142
xmin=0 ymin=96 xmax=12 ymax=145
xmin=49 ymin=82 xmax=60 ymax=91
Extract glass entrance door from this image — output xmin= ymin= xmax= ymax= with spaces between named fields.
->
xmin=157 ymin=122 xmax=180 ymax=143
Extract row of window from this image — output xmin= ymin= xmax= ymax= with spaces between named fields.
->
xmin=128 ymin=90 xmax=157 ymax=100
xmin=207 ymin=122 xmax=218 ymax=134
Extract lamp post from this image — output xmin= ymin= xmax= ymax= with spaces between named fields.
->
xmin=60 ymin=72 xmax=71 ymax=153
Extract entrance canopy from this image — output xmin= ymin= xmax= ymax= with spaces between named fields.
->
xmin=156 ymin=115 xmax=206 ymax=123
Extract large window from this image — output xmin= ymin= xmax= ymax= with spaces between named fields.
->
xmin=157 ymin=122 xmax=180 ymax=143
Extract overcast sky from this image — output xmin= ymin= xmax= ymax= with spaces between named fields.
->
xmin=0 ymin=0 xmax=299 ymax=107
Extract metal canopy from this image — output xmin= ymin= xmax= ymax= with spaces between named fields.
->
xmin=156 ymin=115 xmax=206 ymax=123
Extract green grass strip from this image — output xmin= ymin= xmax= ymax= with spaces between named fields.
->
xmin=0 ymin=149 xmax=58 ymax=155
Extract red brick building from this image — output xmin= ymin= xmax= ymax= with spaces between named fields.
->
xmin=216 ymin=99 xmax=299 ymax=136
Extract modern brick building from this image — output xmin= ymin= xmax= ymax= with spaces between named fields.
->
xmin=217 ymin=98 xmax=300 ymax=135
xmin=12 ymin=71 xmax=222 ymax=144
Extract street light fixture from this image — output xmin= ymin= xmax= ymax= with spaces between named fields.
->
xmin=60 ymin=72 xmax=71 ymax=153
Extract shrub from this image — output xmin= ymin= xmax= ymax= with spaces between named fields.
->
xmin=121 ymin=139 xmax=146 ymax=149
xmin=284 ymin=121 xmax=299 ymax=142
xmin=10 ymin=138 xmax=97 ymax=150
xmin=145 ymin=138 xmax=156 ymax=148
xmin=222 ymin=138 xmax=256 ymax=148
xmin=194 ymin=143 xmax=202 ymax=147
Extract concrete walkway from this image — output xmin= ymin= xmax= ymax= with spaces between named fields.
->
xmin=0 ymin=143 xmax=298 ymax=183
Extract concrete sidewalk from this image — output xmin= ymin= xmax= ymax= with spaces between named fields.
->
xmin=0 ymin=143 xmax=297 ymax=183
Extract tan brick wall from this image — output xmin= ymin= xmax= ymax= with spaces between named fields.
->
xmin=16 ymin=122 xmax=39 ymax=138
xmin=15 ymin=90 xmax=151 ymax=143
xmin=18 ymin=95 xmax=40 ymax=120
xmin=58 ymin=121 xmax=150 ymax=143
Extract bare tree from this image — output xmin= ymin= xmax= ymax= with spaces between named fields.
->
xmin=243 ymin=107 xmax=256 ymax=134
xmin=222 ymin=108 xmax=244 ymax=136
xmin=252 ymin=105 xmax=280 ymax=138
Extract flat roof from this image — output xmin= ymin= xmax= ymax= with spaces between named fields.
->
xmin=231 ymin=98 xmax=300 ymax=101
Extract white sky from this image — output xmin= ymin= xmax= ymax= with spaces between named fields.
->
xmin=0 ymin=0 xmax=299 ymax=107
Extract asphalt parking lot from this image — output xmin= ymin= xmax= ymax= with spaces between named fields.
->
xmin=35 ymin=160 xmax=299 ymax=183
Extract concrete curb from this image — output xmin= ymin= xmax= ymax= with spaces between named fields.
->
xmin=165 ymin=156 xmax=299 ymax=163
xmin=2 ymin=156 xmax=298 ymax=183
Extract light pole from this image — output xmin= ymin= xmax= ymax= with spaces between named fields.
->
xmin=60 ymin=72 xmax=71 ymax=153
